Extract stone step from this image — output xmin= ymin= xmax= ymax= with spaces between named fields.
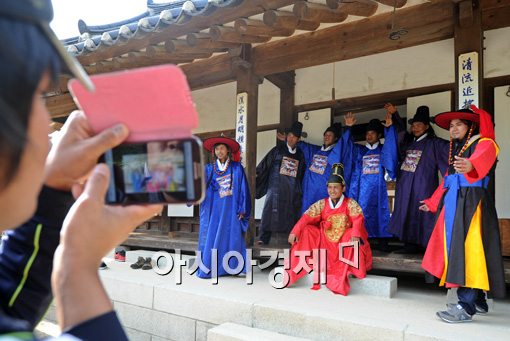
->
xmin=108 ymin=250 xmax=397 ymax=298
xmin=296 ymin=272 xmax=397 ymax=298
xmin=208 ymin=323 xmax=310 ymax=341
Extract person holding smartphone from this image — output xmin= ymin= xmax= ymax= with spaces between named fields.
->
xmin=197 ymin=137 xmax=251 ymax=278
xmin=0 ymin=1 xmax=162 ymax=339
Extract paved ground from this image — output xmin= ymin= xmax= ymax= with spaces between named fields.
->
xmin=39 ymin=250 xmax=510 ymax=340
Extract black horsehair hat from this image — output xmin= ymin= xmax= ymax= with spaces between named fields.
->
xmin=408 ymin=105 xmax=430 ymax=125
xmin=366 ymin=118 xmax=383 ymax=135
xmin=324 ymin=122 xmax=343 ymax=139
xmin=0 ymin=0 xmax=93 ymax=91
xmin=286 ymin=121 xmax=303 ymax=138
xmin=328 ymin=163 xmax=345 ymax=185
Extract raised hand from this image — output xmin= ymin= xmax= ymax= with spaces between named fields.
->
xmin=384 ymin=103 xmax=397 ymax=115
xmin=382 ymin=111 xmax=393 ymax=128
xmin=344 ymin=112 xmax=356 ymax=127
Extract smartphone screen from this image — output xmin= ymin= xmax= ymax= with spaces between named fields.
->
xmin=102 ymin=138 xmax=203 ymax=205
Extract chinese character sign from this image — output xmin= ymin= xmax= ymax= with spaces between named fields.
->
xmin=458 ymin=52 xmax=479 ymax=109
xmin=236 ymin=92 xmax=248 ymax=167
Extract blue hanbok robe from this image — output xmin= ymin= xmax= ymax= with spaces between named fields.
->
xmin=197 ymin=160 xmax=251 ymax=278
xmin=328 ymin=135 xmax=354 ymax=193
xmin=298 ymin=141 xmax=336 ymax=214
xmin=343 ymin=126 xmax=398 ymax=238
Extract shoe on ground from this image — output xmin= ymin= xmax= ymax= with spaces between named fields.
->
xmin=115 ymin=250 xmax=126 ymax=262
xmin=475 ymin=303 xmax=489 ymax=315
xmin=142 ymin=257 xmax=153 ymax=270
xmin=446 ymin=302 xmax=488 ymax=315
xmin=130 ymin=256 xmax=145 ymax=269
xmin=99 ymin=261 xmax=108 ymax=270
xmin=437 ymin=304 xmax=472 ymax=323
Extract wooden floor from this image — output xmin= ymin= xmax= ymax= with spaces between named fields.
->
xmin=124 ymin=231 xmax=510 ymax=283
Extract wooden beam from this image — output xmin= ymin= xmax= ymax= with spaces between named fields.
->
xmin=234 ymin=18 xmax=294 ymax=37
xmin=481 ymin=0 xmax=510 ymax=30
xmin=209 ymin=25 xmax=271 ymax=44
xmin=46 ymin=93 xmax=77 ymax=118
xmin=164 ymin=39 xmax=214 ymax=55
xmin=458 ymin=0 xmax=474 ymax=28
xmin=326 ymin=0 xmax=379 ymax=17
xmin=253 ymin=0 xmax=455 ymax=76
xmin=293 ymin=1 xmax=348 ymax=23
xmin=279 ymin=72 xmax=296 ymax=130
xmin=265 ymin=71 xmax=295 ymax=89
xmin=454 ymin=0 xmax=483 ymax=107
xmin=180 ymin=53 xmax=236 ymax=90
xmin=76 ymin=0 xmax=297 ymax=65
xmin=263 ymin=10 xmax=320 ymax=31
xmin=374 ymin=0 xmax=407 ymax=8
xmin=130 ymin=52 xmax=194 ymax=65
xmin=145 ymin=45 xmax=170 ymax=57
xmin=186 ymin=32 xmax=241 ymax=51
xmin=294 ymin=83 xmax=455 ymax=114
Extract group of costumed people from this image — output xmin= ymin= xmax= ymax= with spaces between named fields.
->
xmin=196 ymin=104 xmax=505 ymax=323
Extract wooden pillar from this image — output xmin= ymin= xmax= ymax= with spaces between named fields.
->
xmin=453 ymin=0 xmax=484 ymax=108
xmin=266 ymin=71 xmax=296 ymax=131
xmin=235 ymin=45 xmax=262 ymax=246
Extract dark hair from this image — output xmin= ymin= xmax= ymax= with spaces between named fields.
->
xmin=0 ymin=17 xmax=61 ymax=188
xmin=460 ymin=119 xmax=480 ymax=136
xmin=425 ymin=124 xmax=436 ymax=138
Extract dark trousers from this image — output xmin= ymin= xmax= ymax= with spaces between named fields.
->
xmin=258 ymin=231 xmax=272 ymax=245
xmin=457 ymin=287 xmax=487 ymax=315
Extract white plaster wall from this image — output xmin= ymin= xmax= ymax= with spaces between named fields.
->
xmin=298 ymin=109 xmax=331 ymax=146
xmin=407 ymin=91 xmax=452 ymax=141
xmin=295 ymin=39 xmax=455 ymax=104
xmin=257 ymin=80 xmax=280 ymax=126
xmin=495 ymin=85 xmax=510 ymax=218
xmin=191 ymin=80 xmax=280 ymax=134
xmin=191 ymin=82 xmax=237 ymax=134
xmin=484 ymin=27 xmax=510 ymax=78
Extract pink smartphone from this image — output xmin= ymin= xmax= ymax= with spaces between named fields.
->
xmin=68 ymin=65 xmax=204 ymax=205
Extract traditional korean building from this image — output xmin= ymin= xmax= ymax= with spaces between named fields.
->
xmin=47 ymin=0 xmax=510 ymax=278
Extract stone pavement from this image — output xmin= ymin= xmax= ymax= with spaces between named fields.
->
xmin=39 ymin=250 xmax=510 ymax=341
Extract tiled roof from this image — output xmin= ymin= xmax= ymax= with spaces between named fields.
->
xmin=63 ymin=0 xmax=239 ymax=56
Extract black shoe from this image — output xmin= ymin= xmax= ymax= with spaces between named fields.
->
xmin=475 ymin=303 xmax=489 ymax=315
xmin=130 ymin=256 xmax=145 ymax=269
xmin=142 ymin=257 xmax=153 ymax=270
xmin=99 ymin=261 xmax=108 ymax=270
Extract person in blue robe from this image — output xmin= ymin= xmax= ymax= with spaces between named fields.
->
xmin=197 ymin=137 xmax=251 ymax=278
xmin=297 ymin=123 xmax=343 ymax=214
xmin=256 ymin=121 xmax=306 ymax=245
xmin=387 ymin=104 xmax=449 ymax=252
xmin=341 ymin=111 xmax=398 ymax=242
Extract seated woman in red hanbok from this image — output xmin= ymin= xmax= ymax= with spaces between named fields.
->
xmin=285 ymin=163 xmax=372 ymax=295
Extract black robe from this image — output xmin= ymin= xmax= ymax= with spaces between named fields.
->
xmin=256 ymin=144 xmax=306 ymax=234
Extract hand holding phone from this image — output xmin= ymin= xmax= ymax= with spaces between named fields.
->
xmin=101 ymin=138 xmax=203 ymax=204
xmin=68 ymin=65 xmax=204 ymax=205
